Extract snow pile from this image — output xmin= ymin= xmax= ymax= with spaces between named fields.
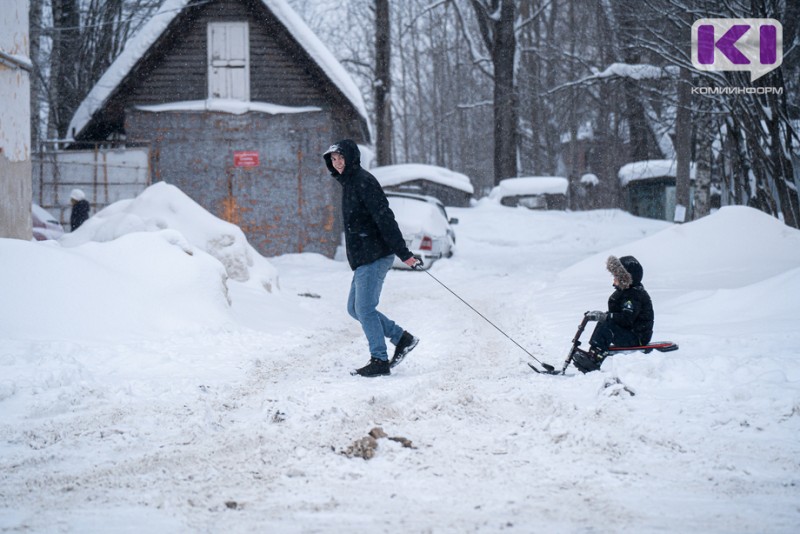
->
xmin=372 ymin=163 xmax=475 ymax=194
xmin=555 ymin=206 xmax=800 ymax=332
xmin=0 ymin=230 xmax=231 ymax=341
xmin=619 ymin=159 xmax=697 ymax=186
xmin=60 ymin=182 xmax=279 ymax=292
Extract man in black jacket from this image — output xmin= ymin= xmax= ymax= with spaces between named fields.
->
xmin=572 ymin=255 xmax=654 ymax=373
xmin=324 ymin=140 xmax=420 ymax=377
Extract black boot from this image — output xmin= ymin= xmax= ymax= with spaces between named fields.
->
xmin=571 ymin=348 xmax=606 ymax=374
xmin=390 ymin=331 xmax=419 ymax=369
xmin=352 ymin=357 xmax=391 ymax=377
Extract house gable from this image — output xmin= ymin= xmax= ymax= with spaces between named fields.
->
xmin=69 ymin=0 xmax=368 ymax=143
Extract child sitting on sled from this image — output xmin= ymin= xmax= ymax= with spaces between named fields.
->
xmin=571 ymin=255 xmax=654 ymax=373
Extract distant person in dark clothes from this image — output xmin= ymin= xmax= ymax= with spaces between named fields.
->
xmin=323 ymin=139 xmax=420 ymax=378
xmin=69 ymin=188 xmax=90 ymax=231
xmin=572 ymin=255 xmax=654 ymax=373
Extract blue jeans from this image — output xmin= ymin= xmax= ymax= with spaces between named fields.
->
xmin=347 ymin=255 xmax=404 ymax=361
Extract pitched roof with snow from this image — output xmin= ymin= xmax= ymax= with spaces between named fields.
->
xmin=371 ymin=164 xmax=475 ymax=194
xmin=618 ymin=160 xmax=696 ymax=187
xmin=67 ymin=0 xmax=368 ymax=140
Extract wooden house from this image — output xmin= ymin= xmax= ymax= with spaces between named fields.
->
xmin=67 ymin=0 xmax=370 ymax=258
xmin=619 ymin=160 xmax=695 ymax=221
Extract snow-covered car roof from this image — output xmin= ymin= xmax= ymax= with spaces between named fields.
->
xmin=372 ymin=164 xmax=474 ymax=195
xmin=489 ymin=176 xmax=569 ymax=199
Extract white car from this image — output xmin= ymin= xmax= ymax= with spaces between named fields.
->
xmin=31 ymin=203 xmax=65 ymax=241
xmin=489 ymin=176 xmax=569 ymax=210
xmin=386 ymin=192 xmax=458 ymax=270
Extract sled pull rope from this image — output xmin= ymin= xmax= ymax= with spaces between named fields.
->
xmin=419 ymin=268 xmax=556 ymax=373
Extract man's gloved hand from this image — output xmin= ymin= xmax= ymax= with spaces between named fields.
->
xmin=406 ymin=257 xmax=423 ymax=270
xmin=585 ymin=310 xmax=607 ymax=321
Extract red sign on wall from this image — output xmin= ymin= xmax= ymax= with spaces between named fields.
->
xmin=234 ymin=151 xmax=260 ymax=168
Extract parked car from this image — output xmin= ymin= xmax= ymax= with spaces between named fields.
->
xmin=386 ymin=192 xmax=458 ymax=270
xmin=489 ymin=176 xmax=569 ymax=210
xmin=31 ymin=203 xmax=65 ymax=241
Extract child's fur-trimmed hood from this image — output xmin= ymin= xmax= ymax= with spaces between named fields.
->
xmin=606 ymin=255 xmax=643 ymax=289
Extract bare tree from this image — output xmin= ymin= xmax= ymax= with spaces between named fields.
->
xmin=31 ymin=0 xmax=161 ymax=143
xmin=465 ymin=0 xmax=518 ymax=183
xmin=49 ymin=0 xmax=80 ymax=139
xmin=374 ymin=0 xmax=392 ymax=166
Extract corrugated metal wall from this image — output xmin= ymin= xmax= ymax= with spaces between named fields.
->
xmin=128 ymin=108 xmax=342 ymax=258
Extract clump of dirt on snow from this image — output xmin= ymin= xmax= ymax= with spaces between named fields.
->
xmin=341 ymin=427 xmax=416 ymax=460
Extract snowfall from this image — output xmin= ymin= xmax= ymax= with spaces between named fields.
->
xmin=2 ymin=183 xmax=799 ymax=533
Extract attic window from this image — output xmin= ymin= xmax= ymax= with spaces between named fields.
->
xmin=208 ymin=22 xmax=250 ymax=101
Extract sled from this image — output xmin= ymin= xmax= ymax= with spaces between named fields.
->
xmin=605 ymin=341 xmax=679 ymax=354
xmin=555 ymin=313 xmax=678 ymax=374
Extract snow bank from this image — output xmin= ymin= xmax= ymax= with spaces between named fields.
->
xmin=558 ymin=205 xmax=800 ymax=307
xmin=60 ymin=182 xmax=279 ymax=292
xmin=0 ymin=230 xmax=231 ymax=341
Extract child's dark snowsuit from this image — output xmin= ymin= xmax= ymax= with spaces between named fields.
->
xmin=589 ymin=255 xmax=654 ymax=352
xmin=572 ymin=255 xmax=654 ymax=373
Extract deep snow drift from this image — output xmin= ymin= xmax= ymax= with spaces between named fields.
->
xmin=1 ymin=198 xmax=799 ymax=533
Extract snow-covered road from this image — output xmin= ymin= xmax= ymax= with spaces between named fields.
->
xmin=2 ymin=203 xmax=799 ymax=532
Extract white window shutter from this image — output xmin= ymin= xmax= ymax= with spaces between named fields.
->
xmin=208 ymin=22 xmax=250 ymax=101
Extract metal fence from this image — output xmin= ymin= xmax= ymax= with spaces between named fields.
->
xmin=32 ymin=142 xmax=151 ymax=229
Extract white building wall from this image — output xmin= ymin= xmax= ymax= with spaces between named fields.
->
xmin=0 ymin=0 xmax=32 ymax=239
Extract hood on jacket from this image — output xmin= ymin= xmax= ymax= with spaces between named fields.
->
xmin=606 ymin=255 xmax=643 ymax=289
xmin=323 ymin=139 xmax=361 ymax=177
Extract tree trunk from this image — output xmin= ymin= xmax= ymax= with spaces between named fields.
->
xmin=491 ymin=0 xmax=517 ymax=183
xmin=29 ymin=0 xmax=43 ymax=147
xmin=674 ymin=67 xmax=692 ymax=222
xmin=374 ymin=0 xmax=392 ymax=166
xmin=50 ymin=0 xmax=80 ymax=140
xmin=469 ymin=0 xmax=518 ymax=184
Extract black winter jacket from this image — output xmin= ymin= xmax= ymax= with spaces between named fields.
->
xmin=605 ymin=255 xmax=654 ymax=344
xmin=607 ymin=285 xmax=654 ymax=344
xmin=324 ymin=139 xmax=413 ymax=270
xmin=70 ymin=199 xmax=90 ymax=231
